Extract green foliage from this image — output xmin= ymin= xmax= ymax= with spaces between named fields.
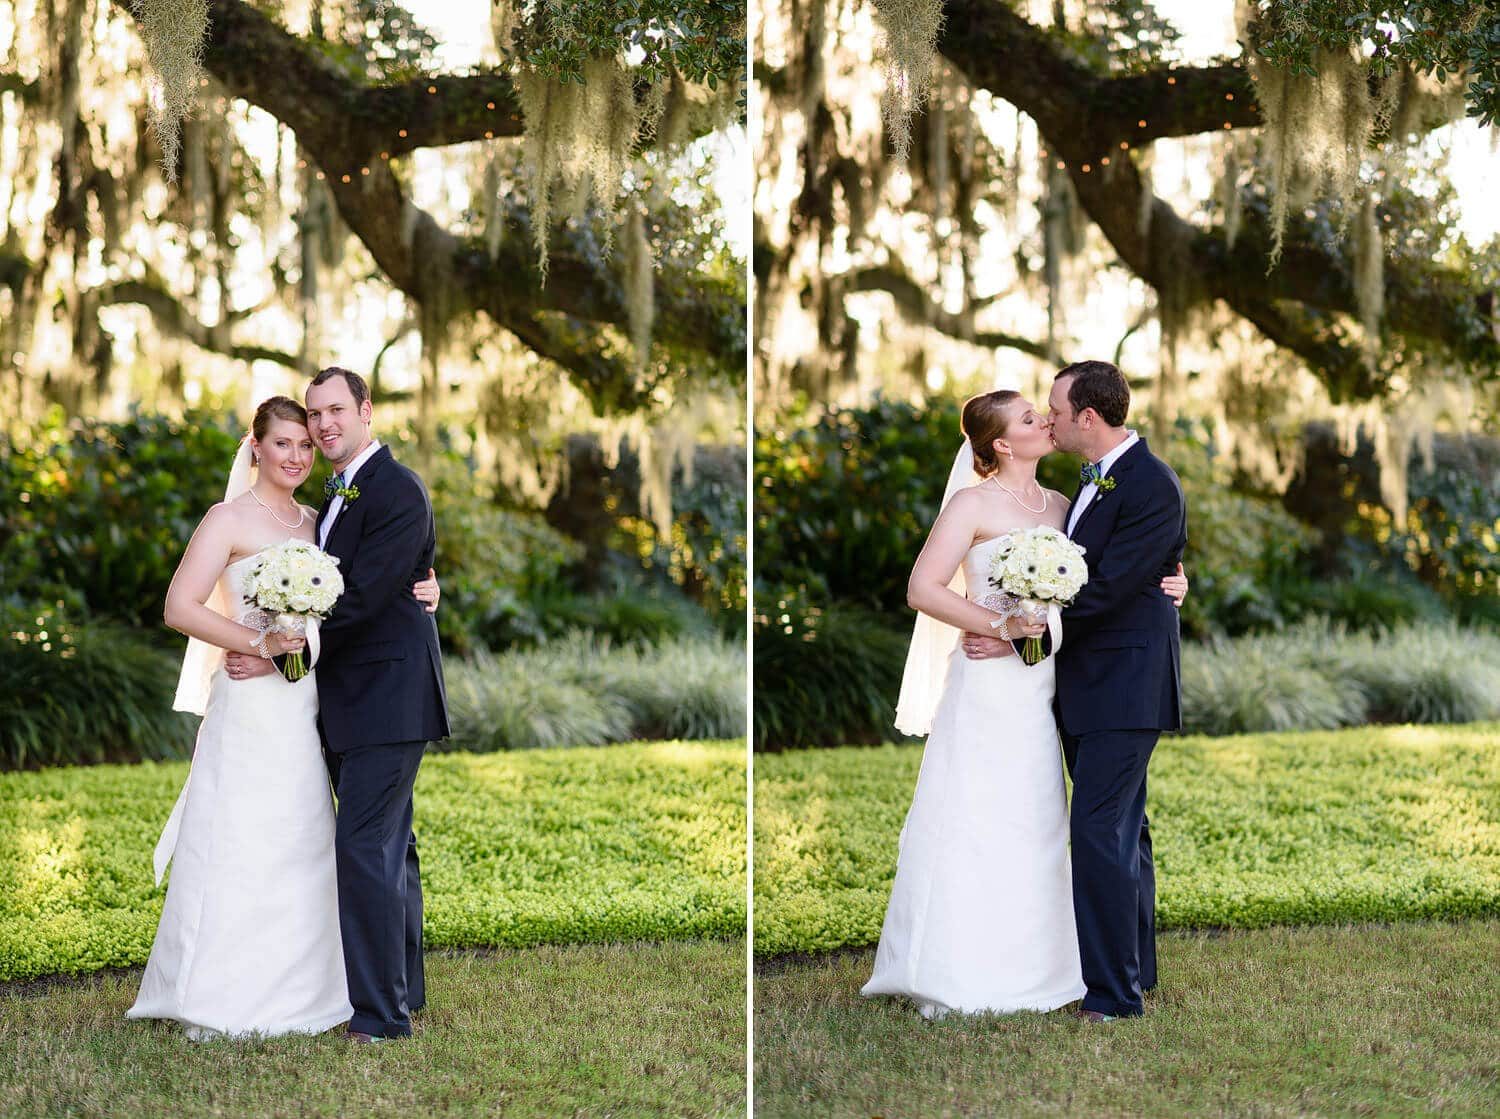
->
xmin=754 ymin=396 xmax=958 ymax=610
xmin=0 ymin=409 xmax=243 ymax=628
xmin=753 ymin=723 xmax=1500 ymax=954
xmin=446 ymin=648 xmax=635 ymax=751
xmin=511 ymin=1 xmax=745 ymax=92
xmin=0 ymin=607 xmax=196 ymax=770
xmin=530 ymin=585 xmax=715 ymax=645
xmin=431 ymin=499 xmax=584 ymax=655
xmin=618 ymin=443 xmax=748 ymax=628
xmin=0 ymin=740 xmax=745 ymax=981
xmin=1181 ymin=621 xmax=1500 ymax=735
xmin=753 ymin=598 xmax=910 ymax=751
xmin=444 ymin=633 xmax=745 ymax=751
xmin=1166 ymin=430 xmax=1319 ymax=638
xmin=1247 ymin=1 xmax=1500 ymax=126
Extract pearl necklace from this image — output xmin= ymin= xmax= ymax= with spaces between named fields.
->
xmin=985 ymin=475 xmax=1048 ymax=514
xmin=249 ymin=485 xmax=306 ymax=529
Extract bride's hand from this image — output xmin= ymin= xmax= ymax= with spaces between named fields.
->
xmin=412 ymin=567 xmax=440 ymax=614
xmin=265 ymin=631 xmax=306 ymax=656
xmin=1012 ymin=619 xmax=1047 ymax=638
xmin=1161 ymin=562 xmax=1188 ymax=607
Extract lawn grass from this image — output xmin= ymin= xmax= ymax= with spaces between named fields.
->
xmin=0 ymin=940 xmax=747 ymax=1118
xmin=754 ymin=723 xmax=1500 ymax=954
xmin=754 ymin=922 xmax=1500 ymax=1118
xmin=0 ymin=741 xmax=746 ymax=981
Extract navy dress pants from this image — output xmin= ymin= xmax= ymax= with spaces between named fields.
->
xmin=325 ymin=741 xmax=426 ymax=1038
xmin=1060 ymin=727 xmax=1158 ymax=1018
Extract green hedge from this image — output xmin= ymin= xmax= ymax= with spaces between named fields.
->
xmin=753 ymin=723 xmax=1500 ymax=954
xmin=0 ymin=740 xmax=745 ymax=982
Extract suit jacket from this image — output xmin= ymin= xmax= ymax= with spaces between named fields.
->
xmin=1051 ymin=437 xmax=1186 ymax=736
xmin=306 ymin=445 xmax=450 ymax=752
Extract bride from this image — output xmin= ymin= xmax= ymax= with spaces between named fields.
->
xmin=860 ymin=389 xmax=1186 ymax=1018
xmin=127 ymin=395 xmax=440 ymax=1041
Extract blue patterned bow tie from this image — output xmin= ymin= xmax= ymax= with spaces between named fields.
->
xmin=1079 ymin=462 xmax=1105 ymax=487
xmin=323 ymin=473 xmax=344 ymax=499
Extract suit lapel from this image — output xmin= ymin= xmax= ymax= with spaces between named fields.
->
xmin=323 ymin=446 xmax=392 ymax=554
xmin=1069 ymin=437 xmax=1149 ymax=541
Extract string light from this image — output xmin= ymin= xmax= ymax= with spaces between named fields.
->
xmin=1167 ymin=76 xmax=1176 ymax=85
xmin=341 ymin=173 xmax=351 ymax=182
xmin=487 ymin=101 xmax=496 ymax=110
xmin=1137 ymin=119 xmax=1147 ymax=128
xmin=360 ymin=167 xmax=369 ymax=175
xmin=484 ymin=130 xmax=494 ymax=138
xmin=427 ymin=85 xmax=437 ymax=94
xmin=398 ymin=129 xmax=408 ymax=137
xmin=1225 ymin=93 xmax=1235 ymax=101
xmin=1101 ymin=156 xmax=1111 ymax=165
xmin=1223 ymin=121 xmax=1233 ymax=129
xmin=1082 ymin=163 xmax=1092 ymax=172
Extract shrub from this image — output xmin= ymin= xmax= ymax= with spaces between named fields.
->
xmin=753 ymin=596 xmax=911 ymax=751
xmin=753 ymin=723 xmax=1500 ymax=955
xmin=445 ymin=648 xmax=635 ymax=751
xmin=1180 ymin=622 xmax=1500 ymax=736
xmin=595 ymin=636 xmax=746 ymax=741
xmin=443 ymin=633 xmax=746 ymax=751
xmin=0 ymin=740 xmax=746 ymax=980
xmin=0 ymin=607 xmax=196 ymax=770
xmin=529 ymin=586 xmax=714 ymax=646
xmin=1180 ymin=639 xmax=1369 ymax=736
xmin=0 ymin=410 xmax=242 ymax=627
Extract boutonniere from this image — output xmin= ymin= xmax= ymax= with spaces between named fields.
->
xmin=333 ymin=483 xmax=361 ymax=503
xmin=1096 ymin=475 xmax=1117 ymax=493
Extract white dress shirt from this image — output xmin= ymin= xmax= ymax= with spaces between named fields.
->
xmin=319 ymin=439 xmax=382 ymax=549
xmin=1066 ymin=430 xmax=1138 ymax=537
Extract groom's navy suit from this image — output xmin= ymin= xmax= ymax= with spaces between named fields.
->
xmin=306 ymin=444 xmax=449 ymax=1038
xmin=1054 ymin=436 xmax=1185 ymax=1018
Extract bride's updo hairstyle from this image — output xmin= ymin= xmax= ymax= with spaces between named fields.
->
xmin=961 ymin=390 xmax=1022 ymax=477
xmin=251 ymin=395 xmax=309 ymax=440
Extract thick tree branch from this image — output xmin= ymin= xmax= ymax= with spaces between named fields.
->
xmin=845 ymin=265 xmax=1050 ymax=359
xmin=106 ymin=0 xmax=744 ymax=408
xmin=96 ymin=279 xmax=304 ymax=370
xmin=937 ymin=0 xmax=1498 ymax=398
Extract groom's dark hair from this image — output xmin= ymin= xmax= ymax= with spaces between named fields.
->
xmin=1056 ymin=360 xmax=1129 ymax=427
xmin=309 ymin=366 xmax=371 ymax=409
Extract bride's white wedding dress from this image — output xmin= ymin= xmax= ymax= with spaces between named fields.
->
xmin=127 ymin=547 xmax=352 ymax=1040
xmin=861 ymin=533 xmax=1086 ymax=1017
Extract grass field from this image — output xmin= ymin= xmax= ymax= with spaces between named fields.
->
xmin=1 ymin=940 xmax=747 ymax=1118
xmin=755 ymin=922 xmax=1500 ymax=1118
xmin=754 ymin=723 xmax=1500 ymax=953
xmin=0 ymin=740 xmax=746 ymax=981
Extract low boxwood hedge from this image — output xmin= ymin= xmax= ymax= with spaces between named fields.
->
xmin=0 ymin=740 xmax=745 ymax=982
xmin=753 ymin=723 xmax=1500 ymax=954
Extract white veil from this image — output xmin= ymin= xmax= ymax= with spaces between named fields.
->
xmin=893 ymin=440 xmax=980 ymax=736
xmin=171 ymin=436 xmax=254 ymax=716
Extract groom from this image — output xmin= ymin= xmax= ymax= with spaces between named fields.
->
xmin=228 ymin=366 xmax=450 ymax=1041
xmin=968 ymin=360 xmax=1186 ymax=1021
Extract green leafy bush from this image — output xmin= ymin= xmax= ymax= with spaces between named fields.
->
xmin=0 ymin=607 xmax=196 ymax=769
xmin=0 ymin=740 xmax=745 ymax=981
xmin=753 ymin=596 xmax=911 ymax=751
xmin=0 ymin=410 xmax=242 ymax=627
xmin=444 ymin=633 xmax=745 ymax=751
xmin=529 ymin=586 xmax=715 ymax=646
xmin=754 ymin=397 xmax=958 ymax=609
xmin=753 ymin=723 xmax=1500 ymax=954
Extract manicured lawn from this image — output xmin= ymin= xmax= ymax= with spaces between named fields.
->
xmin=754 ymin=922 xmax=1499 ymax=1118
xmin=0 ymin=741 xmax=746 ymax=981
xmin=1 ymin=940 xmax=747 ymax=1118
xmin=754 ymin=723 xmax=1500 ymax=953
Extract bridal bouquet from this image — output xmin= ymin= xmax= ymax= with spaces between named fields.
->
xmin=987 ymin=526 xmax=1088 ymax=665
xmin=242 ymin=541 xmax=344 ymax=680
